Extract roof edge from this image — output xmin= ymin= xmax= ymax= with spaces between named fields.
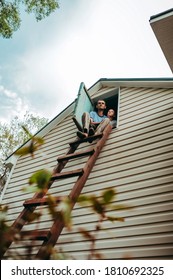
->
xmin=99 ymin=77 xmax=173 ymax=82
xmin=88 ymin=77 xmax=173 ymax=91
xmin=6 ymin=100 xmax=75 ymax=161
xmin=150 ymin=8 xmax=173 ymax=22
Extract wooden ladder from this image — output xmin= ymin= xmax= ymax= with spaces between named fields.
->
xmin=2 ymin=124 xmax=112 ymax=259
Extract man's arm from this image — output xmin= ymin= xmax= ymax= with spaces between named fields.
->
xmin=90 ymin=111 xmax=100 ymax=125
xmin=90 ymin=119 xmax=100 ymax=125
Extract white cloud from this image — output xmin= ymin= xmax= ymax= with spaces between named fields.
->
xmin=0 ymin=84 xmax=29 ymax=123
xmin=3 ymin=88 xmax=17 ymax=99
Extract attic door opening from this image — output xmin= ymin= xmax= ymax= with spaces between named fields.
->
xmin=73 ymin=83 xmax=119 ymax=131
xmin=92 ymin=88 xmax=119 ymax=129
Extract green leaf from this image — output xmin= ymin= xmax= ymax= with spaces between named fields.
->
xmin=15 ymin=141 xmax=35 ymax=157
xmin=34 ymin=136 xmax=44 ymax=145
xmin=29 ymin=169 xmax=52 ymax=191
xmin=47 ymin=194 xmax=59 ymax=219
xmin=25 ymin=212 xmax=42 ymax=222
xmin=106 ymin=216 xmax=124 ymax=222
xmin=51 ymin=250 xmax=69 ymax=260
xmin=91 ymin=197 xmax=105 ymax=216
xmin=0 ymin=205 xmax=8 ymax=222
xmin=79 ymin=228 xmax=95 ymax=242
xmin=21 ymin=125 xmax=33 ymax=138
xmin=58 ymin=197 xmax=72 ymax=230
xmin=110 ymin=204 xmax=133 ymax=211
xmin=102 ymin=188 xmax=116 ymax=204
xmin=77 ymin=195 xmax=92 ymax=206
xmin=15 ymin=136 xmax=44 ymax=158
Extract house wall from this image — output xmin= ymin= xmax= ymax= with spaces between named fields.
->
xmin=2 ymin=86 xmax=173 ymax=259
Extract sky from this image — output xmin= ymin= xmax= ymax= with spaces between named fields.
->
xmin=0 ymin=0 xmax=173 ymax=123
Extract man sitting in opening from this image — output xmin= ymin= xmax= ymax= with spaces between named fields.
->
xmin=77 ymin=99 xmax=110 ymax=139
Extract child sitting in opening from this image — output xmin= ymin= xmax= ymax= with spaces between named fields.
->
xmin=107 ymin=109 xmax=117 ymax=128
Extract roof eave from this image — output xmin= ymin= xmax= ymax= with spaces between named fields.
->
xmin=88 ymin=77 xmax=173 ymax=93
xmin=150 ymin=9 xmax=173 ymax=73
xmin=150 ymin=8 xmax=173 ymax=23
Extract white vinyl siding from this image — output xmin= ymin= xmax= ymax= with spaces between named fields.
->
xmin=57 ymin=86 xmax=173 ymax=259
xmin=2 ymin=86 xmax=173 ymax=259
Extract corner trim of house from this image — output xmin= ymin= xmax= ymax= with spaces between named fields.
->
xmin=0 ymin=155 xmax=19 ymax=203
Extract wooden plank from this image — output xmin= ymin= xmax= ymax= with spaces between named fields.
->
xmin=57 ymin=148 xmax=94 ymax=162
xmin=69 ymin=133 xmax=103 ymax=146
xmin=51 ymin=168 xmax=84 ymax=180
xmin=23 ymin=196 xmax=61 ymax=208
xmin=21 ymin=230 xmax=51 ymax=241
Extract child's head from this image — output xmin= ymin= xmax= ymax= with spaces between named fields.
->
xmin=107 ymin=109 xmax=115 ymax=119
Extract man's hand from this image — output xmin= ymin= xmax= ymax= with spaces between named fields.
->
xmin=90 ymin=119 xmax=100 ymax=125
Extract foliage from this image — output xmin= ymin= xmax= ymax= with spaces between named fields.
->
xmin=77 ymin=190 xmax=127 ymax=259
xmin=0 ymin=111 xmax=48 ymax=191
xmin=0 ymin=111 xmax=48 ymax=159
xmin=0 ymin=0 xmax=60 ymax=38
xmin=15 ymin=126 xmax=45 ymax=158
xmin=0 ymin=0 xmax=20 ymax=38
xmin=0 ymin=205 xmax=19 ymax=257
xmin=0 ymin=180 xmax=128 ymax=259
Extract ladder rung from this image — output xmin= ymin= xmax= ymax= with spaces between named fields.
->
xmin=24 ymin=196 xmax=61 ymax=208
xmin=69 ymin=133 xmax=103 ymax=146
xmin=21 ymin=230 xmax=51 ymax=241
xmin=57 ymin=148 xmax=94 ymax=162
xmin=51 ymin=168 xmax=84 ymax=180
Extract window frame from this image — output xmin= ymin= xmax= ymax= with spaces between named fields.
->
xmin=91 ymin=87 xmax=120 ymax=129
